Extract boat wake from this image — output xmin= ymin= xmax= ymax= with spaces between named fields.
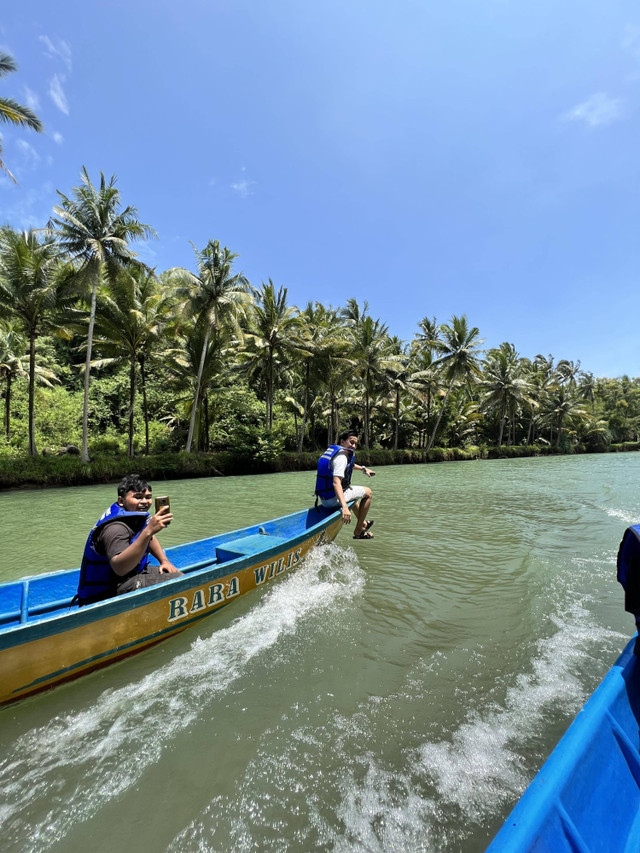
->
xmin=605 ymin=507 xmax=639 ymax=526
xmin=165 ymin=587 xmax=625 ymax=852
xmin=0 ymin=544 xmax=364 ymax=853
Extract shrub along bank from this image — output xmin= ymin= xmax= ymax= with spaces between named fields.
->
xmin=1 ymin=442 xmax=638 ymax=491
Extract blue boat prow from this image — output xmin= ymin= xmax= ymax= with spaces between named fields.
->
xmin=488 ymin=637 xmax=640 ymax=852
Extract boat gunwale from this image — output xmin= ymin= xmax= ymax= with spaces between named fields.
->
xmin=0 ymin=505 xmax=342 ymax=648
xmin=487 ymin=636 xmax=638 ymax=851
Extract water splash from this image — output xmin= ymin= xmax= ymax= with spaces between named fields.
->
xmin=0 ymin=545 xmax=363 ymax=853
xmin=164 ymin=596 xmax=625 ymax=852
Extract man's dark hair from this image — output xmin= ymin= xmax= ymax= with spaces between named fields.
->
xmin=117 ymin=473 xmax=151 ymax=498
xmin=338 ymin=430 xmax=359 ymax=443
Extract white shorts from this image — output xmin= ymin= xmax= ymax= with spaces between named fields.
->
xmin=320 ymin=485 xmax=367 ymax=508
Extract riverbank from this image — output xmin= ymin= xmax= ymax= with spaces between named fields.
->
xmin=1 ymin=441 xmax=638 ymax=490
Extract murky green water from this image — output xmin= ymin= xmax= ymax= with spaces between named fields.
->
xmin=0 ymin=454 xmax=637 ymax=852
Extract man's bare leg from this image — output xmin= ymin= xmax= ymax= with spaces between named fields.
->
xmin=352 ymin=489 xmax=372 ymax=537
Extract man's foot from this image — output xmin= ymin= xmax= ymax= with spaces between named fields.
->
xmin=353 ymin=530 xmax=374 ymax=539
xmin=363 ymin=520 xmax=374 ymax=532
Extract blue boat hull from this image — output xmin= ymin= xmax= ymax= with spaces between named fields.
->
xmin=487 ymin=637 xmax=640 ymax=852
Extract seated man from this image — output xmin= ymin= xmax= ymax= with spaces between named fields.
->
xmin=77 ymin=473 xmax=182 ymax=606
xmin=315 ymin=430 xmax=375 ymax=539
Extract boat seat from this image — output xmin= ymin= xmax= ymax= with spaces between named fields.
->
xmin=216 ymin=533 xmax=286 ymax=563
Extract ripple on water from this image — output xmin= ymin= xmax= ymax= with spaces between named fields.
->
xmin=0 ymin=545 xmax=364 ymax=853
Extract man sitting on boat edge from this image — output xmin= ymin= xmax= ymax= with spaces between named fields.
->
xmin=315 ymin=430 xmax=375 ymax=539
xmin=77 ymin=474 xmax=182 ymax=606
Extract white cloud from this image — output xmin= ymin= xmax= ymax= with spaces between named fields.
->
xmin=52 ymin=131 xmax=64 ymax=145
xmin=39 ymin=35 xmax=72 ymax=71
xmin=563 ymin=92 xmax=625 ymax=127
xmin=49 ymin=74 xmax=69 ymax=115
xmin=0 ymin=184 xmax=54 ymax=229
xmin=231 ymin=167 xmax=256 ymax=197
xmin=23 ymin=86 xmax=40 ymax=112
xmin=16 ymin=139 xmax=41 ymax=169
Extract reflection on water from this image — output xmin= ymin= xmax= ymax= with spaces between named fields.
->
xmin=0 ymin=454 xmax=638 ymax=852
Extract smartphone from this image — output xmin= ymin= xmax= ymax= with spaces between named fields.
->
xmin=155 ymin=495 xmax=171 ymax=524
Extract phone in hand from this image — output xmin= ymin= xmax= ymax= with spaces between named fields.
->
xmin=155 ymin=495 xmax=171 ymax=524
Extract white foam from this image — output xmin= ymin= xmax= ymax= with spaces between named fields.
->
xmin=605 ymin=507 xmax=639 ymax=526
xmin=0 ymin=545 xmax=363 ymax=852
xmin=164 ymin=600 xmax=625 ymax=853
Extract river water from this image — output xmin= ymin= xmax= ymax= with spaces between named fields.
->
xmin=0 ymin=453 xmax=637 ymax=852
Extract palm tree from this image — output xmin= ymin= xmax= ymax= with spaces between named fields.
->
xmin=165 ymin=316 xmax=228 ymax=451
xmin=293 ymin=302 xmax=349 ymax=451
xmin=480 ymin=344 xmax=532 ymax=446
xmin=240 ymin=280 xmax=300 ymax=430
xmin=48 ymin=167 xmax=155 ymax=462
xmin=348 ymin=315 xmax=394 ymax=448
xmin=0 ymin=52 xmax=43 ymax=182
xmin=425 ymin=315 xmax=483 ymax=452
xmin=170 ymin=240 xmax=249 ymax=452
xmin=383 ymin=337 xmax=423 ymax=450
xmin=578 ymin=372 xmax=597 ymax=412
xmin=0 ymin=320 xmax=26 ymax=440
xmin=0 ymin=228 xmax=71 ymax=454
xmin=89 ymin=267 xmax=177 ymax=457
xmin=542 ymin=386 xmax=587 ymax=448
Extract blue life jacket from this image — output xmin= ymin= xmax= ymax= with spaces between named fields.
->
xmin=77 ymin=503 xmax=151 ymax=604
xmin=618 ymin=524 xmax=640 ymax=614
xmin=315 ymin=445 xmax=355 ymax=500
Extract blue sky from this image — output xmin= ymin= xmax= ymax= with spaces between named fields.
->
xmin=1 ymin=1 xmax=639 ymax=378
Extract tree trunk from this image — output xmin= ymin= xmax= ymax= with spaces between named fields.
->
xmin=28 ymin=331 xmax=37 ymax=456
xmin=393 ymin=389 xmax=400 ymax=451
xmin=186 ymin=324 xmax=210 ymax=452
xmin=498 ymin=399 xmax=506 ymax=447
xmin=364 ymin=373 xmax=370 ymax=448
xmin=204 ymin=392 xmax=210 ymax=451
xmin=5 ymin=371 xmax=11 ymax=440
xmin=81 ymin=273 xmax=100 ymax=463
xmin=298 ymin=359 xmax=310 ymax=452
xmin=266 ymin=350 xmax=274 ymax=430
xmin=139 ymin=356 xmax=149 ymax=455
xmin=425 ymin=380 xmax=453 ymax=453
xmin=126 ymin=352 xmax=137 ymax=458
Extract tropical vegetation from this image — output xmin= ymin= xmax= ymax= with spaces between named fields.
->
xmin=0 ymin=167 xmax=639 ymax=486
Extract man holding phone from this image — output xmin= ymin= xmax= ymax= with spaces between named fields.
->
xmin=77 ymin=473 xmax=182 ymax=606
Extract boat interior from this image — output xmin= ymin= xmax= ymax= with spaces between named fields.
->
xmin=0 ymin=506 xmax=333 ymax=630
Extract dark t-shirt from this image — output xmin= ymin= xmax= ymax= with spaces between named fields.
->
xmin=94 ymin=521 xmax=135 ymax=561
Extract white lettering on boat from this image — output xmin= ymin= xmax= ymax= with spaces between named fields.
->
xmin=254 ymin=548 xmax=301 ymax=586
xmin=167 ymin=576 xmax=240 ymax=623
xmin=190 ymin=589 xmax=206 ymax=613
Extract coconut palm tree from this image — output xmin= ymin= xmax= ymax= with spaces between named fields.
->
xmin=480 ymin=344 xmax=532 ymax=446
xmin=383 ymin=337 xmax=423 ymax=450
xmin=48 ymin=167 xmax=155 ymax=461
xmin=240 ymin=280 xmax=300 ymax=430
xmin=170 ymin=240 xmax=249 ymax=452
xmin=0 ymin=320 xmax=26 ymax=440
xmin=294 ymin=302 xmax=350 ymax=451
xmin=0 ymin=52 xmax=43 ymax=182
xmin=542 ymin=386 xmax=588 ymax=448
xmin=347 ymin=315 xmax=395 ymax=448
xmin=0 ymin=228 xmax=71 ymax=454
xmin=89 ymin=267 xmax=178 ymax=456
xmin=425 ymin=315 xmax=483 ymax=452
xmin=165 ymin=315 xmax=228 ymax=451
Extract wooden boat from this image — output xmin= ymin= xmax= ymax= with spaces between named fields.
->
xmin=0 ymin=504 xmax=345 ymax=706
xmin=487 ymin=634 xmax=640 ymax=852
